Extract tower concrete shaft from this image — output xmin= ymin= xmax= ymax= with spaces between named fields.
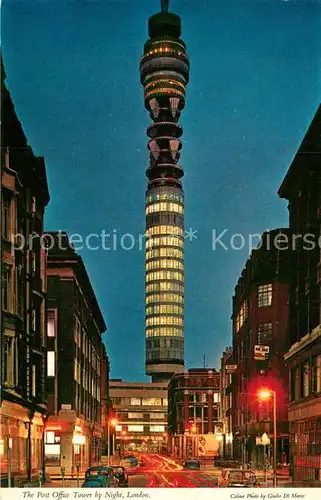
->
xmin=140 ymin=6 xmax=190 ymax=381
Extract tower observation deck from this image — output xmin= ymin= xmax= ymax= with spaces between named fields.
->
xmin=140 ymin=1 xmax=190 ymax=382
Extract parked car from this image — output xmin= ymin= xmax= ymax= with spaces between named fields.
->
xmin=83 ymin=466 xmax=119 ymax=487
xmin=121 ymin=457 xmax=138 ymax=470
xmin=111 ymin=466 xmax=128 ymax=486
xmin=214 ymin=458 xmax=242 ymax=468
xmin=217 ymin=469 xmax=260 ymax=488
xmin=82 ymin=477 xmax=109 ymax=488
xmin=183 ymin=459 xmax=201 ymax=470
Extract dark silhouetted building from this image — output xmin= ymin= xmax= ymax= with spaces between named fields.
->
xmin=140 ymin=2 xmax=190 ymax=381
xmin=44 ymin=232 xmax=107 ymax=474
xmin=1 ymin=63 xmax=50 ymax=484
xmin=231 ymin=230 xmax=291 ymax=468
xmin=279 ymin=105 xmax=321 ymax=485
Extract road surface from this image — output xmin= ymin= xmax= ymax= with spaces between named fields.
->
xmin=129 ymin=454 xmax=218 ymax=487
xmin=43 ymin=453 xmax=290 ymax=488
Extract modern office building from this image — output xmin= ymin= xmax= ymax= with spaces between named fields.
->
xmin=220 ymin=347 xmax=234 ymax=459
xmin=167 ymin=369 xmax=221 ymax=458
xmin=44 ymin=232 xmax=108 ymax=474
xmin=109 ymin=380 xmax=168 ymax=454
xmin=1 ymin=63 xmax=50 ymax=485
xmin=279 ymin=105 xmax=321 ymax=485
xmin=140 ymin=1 xmax=190 ymax=381
xmin=231 ymin=230 xmax=291 ymax=468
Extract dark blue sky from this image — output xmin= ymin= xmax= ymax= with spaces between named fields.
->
xmin=2 ymin=0 xmax=320 ymax=381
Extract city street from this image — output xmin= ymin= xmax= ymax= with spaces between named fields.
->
xmin=42 ymin=454 xmax=291 ymax=488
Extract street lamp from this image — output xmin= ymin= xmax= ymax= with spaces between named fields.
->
xmin=121 ymin=430 xmax=127 ymax=457
xmin=190 ymin=424 xmax=197 ymax=457
xmin=8 ymin=437 xmax=12 ymax=488
xmin=258 ymin=389 xmax=277 ymax=488
xmin=107 ymin=418 xmax=118 ymax=466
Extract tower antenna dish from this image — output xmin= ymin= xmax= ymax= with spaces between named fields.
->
xmin=161 ymin=0 xmax=169 ymax=13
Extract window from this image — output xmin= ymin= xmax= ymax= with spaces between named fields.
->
xmin=240 ymin=340 xmax=244 ymax=360
xmin=146 ymin=304 xmax=184 ymax=315
xmin=47 ymin=351 xmax=55 ymax=377
xmin=47 ymin=310 xmax=56 ymax=337
xmin=290 ymin=367 xmax=296 ymax=401
xmin=146 ymin=327 xmax=183 ymax=338
xmin=150 ymin=413 xmax=165 ymax=420
xmin=317 ymin=355 xmax=321 ymax=393
xmin=74 ymin=361 xmax=81 ymax=383
xmin=128 ymin=425 xmax=144 ymax=432
xmin=2 ymin=267 xmax=10 ymax=311
xmin=146 ymin=202 xmax=183 ymax=215
xmin=142 ymin=398 xmax=162 ymax=406
xmin=32 ymin=365 xmax=36 ymax=397
xmin=150 ymin=425 xmax=165 ymax=433
xmin=162 ymin=398 xmax=168 ymax=406
xmin=213 ymin=393 xmax=220 ymax=403
xmin=258 ymin=323 xmax=273 ymax=345
xmin=130 ymin=398 xmax=141 ymax=406
xmin=128 ymin=413 xmax=144 ymax=419
xmin=146 ymin=259 xmax=184 ymax=272
xmin=257 ymin=284 xmax=272 ymax=307
xmin=2 ymin=194 xmax=11 ymax=239
xmin=235 ymin=302 xmax=248 ymax=332
xmin=45 ymin=430 xmax=61 ymax=466
xmin=302 ymin=362 xmax=309 ymax=398
xmin=115 ymin=425 xmax=122 ymax=432
xmin=295 ymin=366 xmax=300 ymax=400
xmin=3 ymin=336 xmax=16 ymax=386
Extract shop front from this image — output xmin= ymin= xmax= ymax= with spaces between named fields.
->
xmin=0 ymin=401 xmax=44 ymax=484
xmin=44 ymin=411 xmax=102 ymax=475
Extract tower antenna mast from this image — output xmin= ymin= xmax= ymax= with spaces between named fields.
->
xmin=161 ymin=0 xmax=169 ymax=13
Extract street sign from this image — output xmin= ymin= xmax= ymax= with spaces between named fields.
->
xmin=61 ymin=404 xmax=72 ymax=410
xmin=225 ymin=364 xmax=237 ymax=373
xmin=254 ymin=345 xmax=269 ymax=361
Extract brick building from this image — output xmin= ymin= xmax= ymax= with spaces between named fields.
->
xmin=231 ymin=230 xmax=291 ymax=468
xmin=168 ymin=368 xmax=221 ymax=458
xmin=44 ymin=232 xmax=108 ymax=474
xmin=1 ymin=64 xmax=50 ymax=484
xmin=279 ymin=104 xmax=321 ymax=485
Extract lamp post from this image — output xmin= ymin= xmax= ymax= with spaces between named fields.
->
xmin=191 ymin=424 xmax=197 ymax=457
xmin=7 ymin=436 xmax=12 ymax=488
xmin=107 ymin=418 xmax=117 ymax=466
xmin=121 ymin=430 xmax=127 ymax=457
xmin=261 ymin=432 xmax=270 ymax=487
xmin=258 ymin=389 xmax=277 ymax=488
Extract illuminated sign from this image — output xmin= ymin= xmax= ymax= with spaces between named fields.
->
xmin=225 ymin=365 xmax=237 ymax=373
xmin=254 ymin=345 xmax=269 ymax=361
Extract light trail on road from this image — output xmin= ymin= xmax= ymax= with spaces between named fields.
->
xmin=134 ymin=453 xmax=216 ymax=488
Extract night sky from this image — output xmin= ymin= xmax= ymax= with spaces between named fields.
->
xmin=2 ymin=0 xmax=320 ymax=381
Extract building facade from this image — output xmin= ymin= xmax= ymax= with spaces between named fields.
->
xmin=109 ymin=380 xmax=168 ymax=454
xmin=44 ymin=232 xmax=107 ymax=474
xmin=140 ymin=2 xmax=190 ymax=381
xmin=1 ymin=66 xmax=50 ymax=484
xmin=231 ymin=230 xmax=291 ymax=468
xmin=167 ymin=369 xmax=221 ymax=458
xmin=220 ymin=347 xmax=234 ymax=459
xmin=279 ymin=105 xmax=321 ymax=485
